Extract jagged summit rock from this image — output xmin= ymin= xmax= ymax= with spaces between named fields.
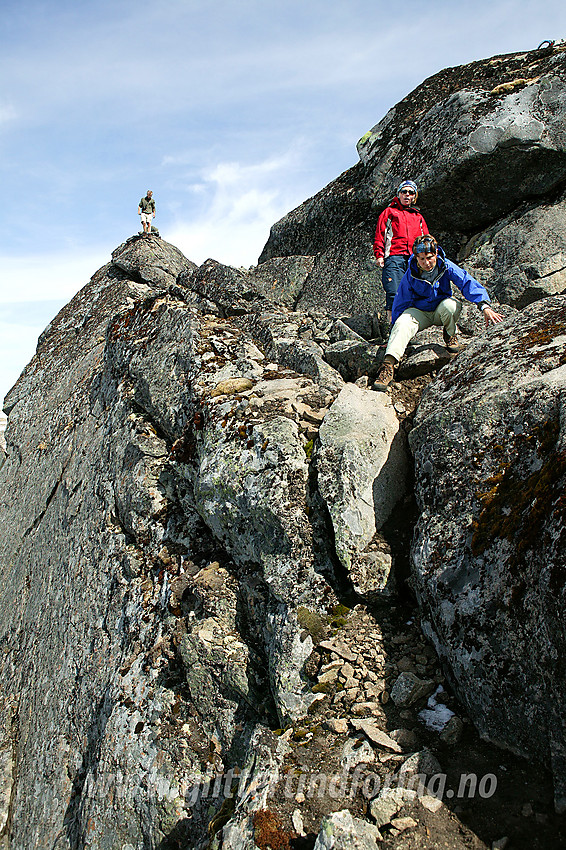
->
xmin=112 ymin=233 xmax=197 ymax=287
xmin=1 ymin=236 xmax=394 ymax=847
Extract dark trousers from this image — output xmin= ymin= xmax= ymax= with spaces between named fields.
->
xmin=382 ymin=255 xmax=409 ymax=311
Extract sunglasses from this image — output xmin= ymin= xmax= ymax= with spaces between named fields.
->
xmin=399 ymin=189 xmax=416 ymax=195
xmin=414 ymin=242 xmax=437 ymax=254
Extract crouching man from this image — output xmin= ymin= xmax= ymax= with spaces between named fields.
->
xmin=373 ymin=235 xmax=503 ymax=391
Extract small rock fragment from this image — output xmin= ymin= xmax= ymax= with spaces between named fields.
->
xmin=419 ymin=795 xmax=444 ymax=813
xmin=369 ymin=788 xmax=417 ymax=828
xmin=324 ymin=718 xmax=349 ymax=734
xmin=399 ymin=749 xmax=442 ymax=781
xmin=292 ymin=809 xmax=306 ymax=837
xmin=390 ymin=672 xmax=435 ymax=708
xmin=350 ymin=719 xmax=403 ymax=752
xmin=210 ymin=377 xmax=254 ymax=397
xmin=389 ymin=728 xmax=418 ymax=749
xmin=390 ymin=816 xmax=417 ymax=832
xmin=439 ymin=715 xmax=464 ymax=744
xmin=318 ymin=640 xmax=357 ymax=662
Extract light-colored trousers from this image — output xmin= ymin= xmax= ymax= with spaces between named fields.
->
xmin=385 ymin=298 xmax=462 ymax=363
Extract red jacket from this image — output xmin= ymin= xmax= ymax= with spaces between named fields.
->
xmin=373 ymin=197 xmax=428 ymax=260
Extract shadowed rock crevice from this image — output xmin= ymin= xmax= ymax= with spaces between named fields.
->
xmin=63 ymin=690 xmax=114 ymax=850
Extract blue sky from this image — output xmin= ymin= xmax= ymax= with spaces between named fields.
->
xmin=2 ymin=0 xmax=566 ymax=407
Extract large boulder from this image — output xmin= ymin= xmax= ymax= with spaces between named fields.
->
xmin=408 ymin=295 xmax=566 ymax=810
xmin=181 ymin=254 xmax=317 ymax=316
xmin=462 ymin=191 xmax=566 ymax=308
xmin=359 ymin=61 xmax=566 ymax=237
xmin=112 ymin=234 xmax=196 ymax=287
xmin=244 ymin=310 xmax=344 ymax=396
xmin=247 ymin=255 xmax=315 ymax=309
xmin=316 ymin=383 xmax=409 ymax=594
xmin=180 ymin=258 xmax=271 ymax=316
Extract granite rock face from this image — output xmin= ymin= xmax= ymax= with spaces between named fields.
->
xmin=462 ymin=191 xmax=566 ymax=308
xmin=2 ymin=228 xmax=425 ymax=847
xmin=0 ymin=237 xmax=344 ymax=849
xmin=409 ymin=295 xmax=566 ymax=811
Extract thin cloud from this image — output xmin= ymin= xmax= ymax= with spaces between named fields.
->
xmin=164 ymin=149 xmax=312 ymax=267
xmin=0 ymin=103 xmax=17 ymax=126
xmin=0 ymin=303 xmax=66 ymax=406
xmin=0 ymin=250 xmax=111 ymax=304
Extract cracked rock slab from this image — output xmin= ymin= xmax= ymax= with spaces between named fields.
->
xmin=316 ymin=383 xmax=409 ymax=574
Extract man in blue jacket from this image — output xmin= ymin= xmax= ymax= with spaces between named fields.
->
xmin=374 ymin=235 xmax=503 ymax=391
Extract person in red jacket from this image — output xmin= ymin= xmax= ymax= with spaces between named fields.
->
xmin=373 ymin=180 xmax=428 ymax=325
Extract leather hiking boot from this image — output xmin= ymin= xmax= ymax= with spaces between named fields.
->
xmin=443 ymin=328 xmax=461 ymax=353
xmin=373 ymin=361 xmax=395 ymax=392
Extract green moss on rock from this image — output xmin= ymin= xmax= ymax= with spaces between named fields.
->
xmin=297 ymin=606 xmax=327 ymax=644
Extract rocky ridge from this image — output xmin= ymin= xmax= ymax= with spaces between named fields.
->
xmin=0 ymin=42 xmax=566 ymax=850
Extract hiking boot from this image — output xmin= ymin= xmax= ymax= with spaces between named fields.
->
xmin=373 ymin=361 xmax=395 ymax=392
xmin=443 ymin=328 xmax=461 ymax=353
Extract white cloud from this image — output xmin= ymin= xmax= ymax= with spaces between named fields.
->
xmin=0 ymin=103 xmax=17 ymax=125
xmin=164 ymin=147 xmax=314 ymax=267
xmin=0 ymin=315 xmax=45 ymax=406
xmin=0 ymin=250 xmax=113 ymax=405
xmin=0 ymin=249 xmax=111 ymax=304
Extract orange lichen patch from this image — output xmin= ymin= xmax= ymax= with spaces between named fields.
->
xmin=489 ymin=76 xmax=540 ymax=95
xmin=107 ymin=304 xmax=141 ymax=341
xmin=252 ymin=809 xmax=293 ymax=850
xmin=518 ymin=317 xmax=566 ymax=349
xmin=471 ymin=420 xmax=566 ymax=565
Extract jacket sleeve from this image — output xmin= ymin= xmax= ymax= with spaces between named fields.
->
xmin=390 ymin=273 xmax=414 ymax=325
xmin=448 ymin=261 xmax=491 ymax=306
xmin=373 ymin=208 xmax=390 ymax=259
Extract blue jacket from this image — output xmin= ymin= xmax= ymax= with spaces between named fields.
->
xmin=391 ymin=247 xmax=491 ymax=325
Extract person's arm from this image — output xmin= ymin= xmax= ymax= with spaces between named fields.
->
xmin=447 ymin=261 xmax=492 ymax=306
xmin=447 ymin=261 xmax=503 ymax=325
xmin=373 ymin=208 xmax=389 ymax=266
